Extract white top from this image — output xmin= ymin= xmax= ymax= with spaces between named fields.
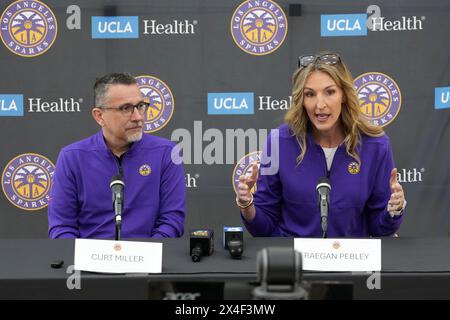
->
xmin=322 ymin=146 xmax=338 ymax=171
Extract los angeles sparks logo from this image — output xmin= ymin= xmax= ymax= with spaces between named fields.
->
xmin=354 ymin=72 xmax=402 ymax=127
xmin=139 ymin=164 xmax=151 ymax=176
xmin=135 ymin=75 xmax=174 ymax=133
xmin=231 ymin=0 xmax=287 ymax=56
xmin=232 ymin=151 xmax=261 ymax=195
xmin=1 ymin=153 xmax=55 ymax=211
xmin=347 ymin=161 xmax=360 ymax=175
xmin=0 ymin=0 xmax=58 ymax=57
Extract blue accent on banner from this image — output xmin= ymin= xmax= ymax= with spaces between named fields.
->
xmin=0 ymin=95 xmax=24 ymax=116
xmin=435 ymin=87 xmax=450 ymax=109
xmin=92 ymin=16 xmax=139 ymax=39
xmin=321 ymin=14 xmax=367 ymax=37
xmin=207 ymin=93 xmax=254 ymax=115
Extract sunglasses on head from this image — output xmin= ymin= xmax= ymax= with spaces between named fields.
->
xmin=298 ymin=53 xmax=341 ymax=69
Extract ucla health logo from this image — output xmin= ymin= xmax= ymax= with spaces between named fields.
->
xmin=91 ymin=16 xmax=139 ymax=39
xmin=208 ymin=92 xmax=254 ymax=115
xmin=354 ymin=72 xmax=402 ymax=127
xmin=232 ymin=151 xmax=261 ymax=195
xmin=0 ymin=94 xmax=23 ymax=116
xmin=2 ymin=153 xmax=55 ymax=211
xmin=135 ymin=75 xmax=174 ymax=133
xmin=321 ymin=5 xmax=424 ymax=37
xmin=231 ymin=0 xmax=287 ymax=55
xmin=321 ymin=14 xmax=367 ymax=37
xmin=0 ymin=0 xmax=57 ymax=57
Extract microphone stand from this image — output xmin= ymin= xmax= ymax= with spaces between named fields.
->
xmin=115 ymin=219 xmax=121 ymax=241
xmin=321 ymin=210 xmax=327 ymax=239
xmin=110 ymin=175 xmax=124 ymax=241
xmin=320 ymin=193 xmax=328 ymax=239
xmin=114 ymin=195 xmax=123 ymax=241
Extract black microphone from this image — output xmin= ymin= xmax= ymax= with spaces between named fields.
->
xmin=223 ymin=227 xmax=244 ymax=259
xmin=110 ymin=175 xmax=125 ymax=240
xmin=190 ymin=229 xmax=214 ymax=262
xmin=316 ymin=177 xmax=331 ymax=238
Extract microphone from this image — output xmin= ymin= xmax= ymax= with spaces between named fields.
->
xmin=316 ymin=177 xmax=331 ymax=238
xmin=110 ymin=174 xmax=125 ymax=240
xmin=223 ymin=227 xmax=244 ymax=259
xmin=190 ymin=229 xmax=214 ymax=262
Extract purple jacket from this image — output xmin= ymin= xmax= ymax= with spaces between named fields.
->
xmin=243 ymin=124 xmax=403 ymax=237
xmin=48 ymin=131 xmax=185 ymax=239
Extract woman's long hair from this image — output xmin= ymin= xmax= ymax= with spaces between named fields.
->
xmin=285 ymin=54 xmax=383 ymax=165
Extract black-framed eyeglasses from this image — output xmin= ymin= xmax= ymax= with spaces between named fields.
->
xmin=98 ymin=101 xmax=149 ymax=116
xmin=298 ymin=53 xmax=341 ymax=68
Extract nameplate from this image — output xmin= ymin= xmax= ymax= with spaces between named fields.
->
xmin=74 ymin=239 xmax=162 ymax=273
xmin=294 ymin=238 xmax=381 ymax=271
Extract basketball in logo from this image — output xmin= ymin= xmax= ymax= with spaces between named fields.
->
xmin=139 ymin=164 xmax=151 ymax=176
xmin=232 ymin=151 xmax=261 ymax=195
xmin=0 ymin=0 xmax=58 ymax=57
xmin=354 ymin=72 xmax=402 ymax=127
xmin=230 ymin=0 xmax=288 ymax=55
xmin=1 ymin=153 xmax=55 ymax=211
xmin=347 ymin=161 xmax=360 ymax=175
xmin=135 ymin=75 xmax=174 ymax=133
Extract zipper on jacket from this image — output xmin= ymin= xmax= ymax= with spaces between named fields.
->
xmin=319 ymin=146 xmax=330 ymax=178
xmin=323 ymin=145 xmax=343 ymax=179
xmin=115 ymin=154 xmax=124 ymax=176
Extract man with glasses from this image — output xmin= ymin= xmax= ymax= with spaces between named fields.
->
xmin=48 ymin=73 xmax=186 ymax=239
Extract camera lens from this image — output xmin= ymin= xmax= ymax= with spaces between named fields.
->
xmin=191 ymin=244 xmax=203 ymax=262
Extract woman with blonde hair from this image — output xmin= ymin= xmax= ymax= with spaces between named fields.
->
xmin=236 ymin=53 xmax=405 ymax=237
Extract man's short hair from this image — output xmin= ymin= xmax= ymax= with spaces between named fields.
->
xmin=94 ymin=72 xmax=138 ymax=107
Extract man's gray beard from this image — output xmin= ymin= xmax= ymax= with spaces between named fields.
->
xmin=127 ymin=131 xmax=143 ymax=143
